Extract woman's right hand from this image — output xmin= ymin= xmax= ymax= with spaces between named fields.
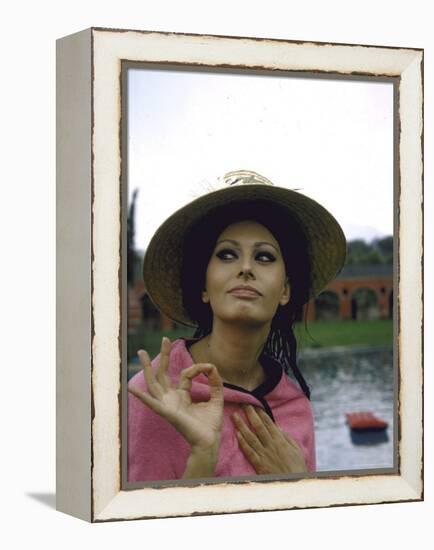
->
xmin=128 ymin=337 xmax=224 ymax=476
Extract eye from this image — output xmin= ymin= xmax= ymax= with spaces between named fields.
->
xmin=255 ymin=251 xmax=276 ymax=263
xmin=216 ymin=248 xmax=238 ymax=261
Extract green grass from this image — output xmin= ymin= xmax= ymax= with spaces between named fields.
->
xmin=129 ymin=326 xmax=196 ymax=361
xmin=129 ymin=320 xmax=393 ymax=361
xmin=294 ymin=319 xmax=393 ymax=350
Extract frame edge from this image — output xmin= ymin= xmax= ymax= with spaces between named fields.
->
xmin=56 ymin=28 xmax=93 ymax=523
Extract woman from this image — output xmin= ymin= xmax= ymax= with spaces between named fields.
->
xmin=128 ymin=170 xmax=346 ymax=481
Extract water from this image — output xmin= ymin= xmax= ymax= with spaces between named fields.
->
xmin=299 ymin=347 xmax=395 ymax=473
xmin=128 ymin=343 xmax=395 ymax=474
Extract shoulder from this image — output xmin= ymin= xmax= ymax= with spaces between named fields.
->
xmin=267 ymin=368 xmax=313 ymax=413
xmin=260 ymin=353 xmax=308 ymax=402
xmin=282 ymin=374 xmax=310 ymax=399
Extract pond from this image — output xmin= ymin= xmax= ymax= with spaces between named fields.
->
xmin=299 ymin=346 xmax=395 ymax=473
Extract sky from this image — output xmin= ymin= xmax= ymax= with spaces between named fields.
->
xmin=127 ymin=67 xmax=394 ymax=251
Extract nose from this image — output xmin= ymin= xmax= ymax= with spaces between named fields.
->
xmin=237 ymin=255 xmax=255 ymax=280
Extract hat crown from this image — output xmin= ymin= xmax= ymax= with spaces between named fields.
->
xmin=144 ymin=168 xmax=347 ymax=326
xmin=221 ymin=170 xmax=274 ymax=188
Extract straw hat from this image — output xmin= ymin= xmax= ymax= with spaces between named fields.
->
xmin=143 ymin=170 xmax=347 ymax=326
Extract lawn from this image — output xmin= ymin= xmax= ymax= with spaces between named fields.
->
xmin=129 ymin=320 xmax=393 ymax=362
xmin=294 ymin=319 xmax=393 ymax=350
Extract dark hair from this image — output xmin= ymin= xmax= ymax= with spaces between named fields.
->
xmin=181 ymin=200 xmax=312 ymax=399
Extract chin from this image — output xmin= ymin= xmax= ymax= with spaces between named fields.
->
xmin=218 ymin=308 xmax=273 ymax=329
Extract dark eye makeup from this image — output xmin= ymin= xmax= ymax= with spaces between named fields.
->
xmin=255 ymin=251 xmax=276 ymax=262
xmin=215 ymin=248 xmax=276 ymax=263
xmin=216 ymin=248 xmax=238 ymax=260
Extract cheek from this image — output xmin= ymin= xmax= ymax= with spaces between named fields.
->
xmin=204 ymin=260 xmax=224 ymax=294
xmin=271 ymin=269 xmax=289 ymax=302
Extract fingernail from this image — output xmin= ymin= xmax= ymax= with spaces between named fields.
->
xmin=138 ymin=349 xmax=150 ymax=361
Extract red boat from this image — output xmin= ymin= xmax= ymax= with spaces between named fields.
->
xmin=346 ymin=412 xmax=388 ymax=432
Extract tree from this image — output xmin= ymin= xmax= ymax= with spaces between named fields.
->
xmin=127 ymin=189 xmax=139 ymax=284
xmin=346 ymin=237 xmax=393 ymax=266
xmin=373 ymin=236 xmax=393 ymax=264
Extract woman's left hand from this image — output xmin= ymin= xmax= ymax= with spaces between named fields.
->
xmin=232 ymin=404 xmax=308 ymax=475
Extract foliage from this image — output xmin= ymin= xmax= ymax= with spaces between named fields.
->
xmin=346 ymin=236 xmax=393 ymax=266
xmin=127 ymin=189 xmax=139 ymax=284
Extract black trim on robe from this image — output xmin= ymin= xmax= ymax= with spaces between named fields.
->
xmin=184 ymin=339 xmax=283 ymax=422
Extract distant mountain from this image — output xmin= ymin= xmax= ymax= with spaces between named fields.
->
xmin=343 ymin=223 xmax=390 ymax=243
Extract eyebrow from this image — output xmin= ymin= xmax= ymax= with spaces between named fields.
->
xmin=216 ymin=239 xmax=280 ymax=253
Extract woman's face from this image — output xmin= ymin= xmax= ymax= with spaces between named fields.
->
xmin=202 ymin=220 xmax=290 ymax=328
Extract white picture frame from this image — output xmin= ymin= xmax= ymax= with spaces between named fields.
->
xmin=56 ymin=27 xmax=423 ymax=522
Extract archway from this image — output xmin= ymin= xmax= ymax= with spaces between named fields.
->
xmin=351 ymin=287 xmax=379 ymax=320
xmin=315 ymin=290 xmax=340 ymax=321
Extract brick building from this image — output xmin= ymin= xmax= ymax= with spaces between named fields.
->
xmin=128 ymin=262 xmax=393 ymax=334
xmin=303 ymin=264 xmax=393 ymax=322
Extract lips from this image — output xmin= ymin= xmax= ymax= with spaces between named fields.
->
xmin=228 ymin=285 xmax=262 ymax=297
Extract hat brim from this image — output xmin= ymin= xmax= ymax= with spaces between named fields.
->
xmin=143 ymin=184 xmax=347 ymax=326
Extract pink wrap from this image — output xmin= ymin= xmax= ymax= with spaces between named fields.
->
xmin=128 ymin=339 xmax=316 ymax=481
